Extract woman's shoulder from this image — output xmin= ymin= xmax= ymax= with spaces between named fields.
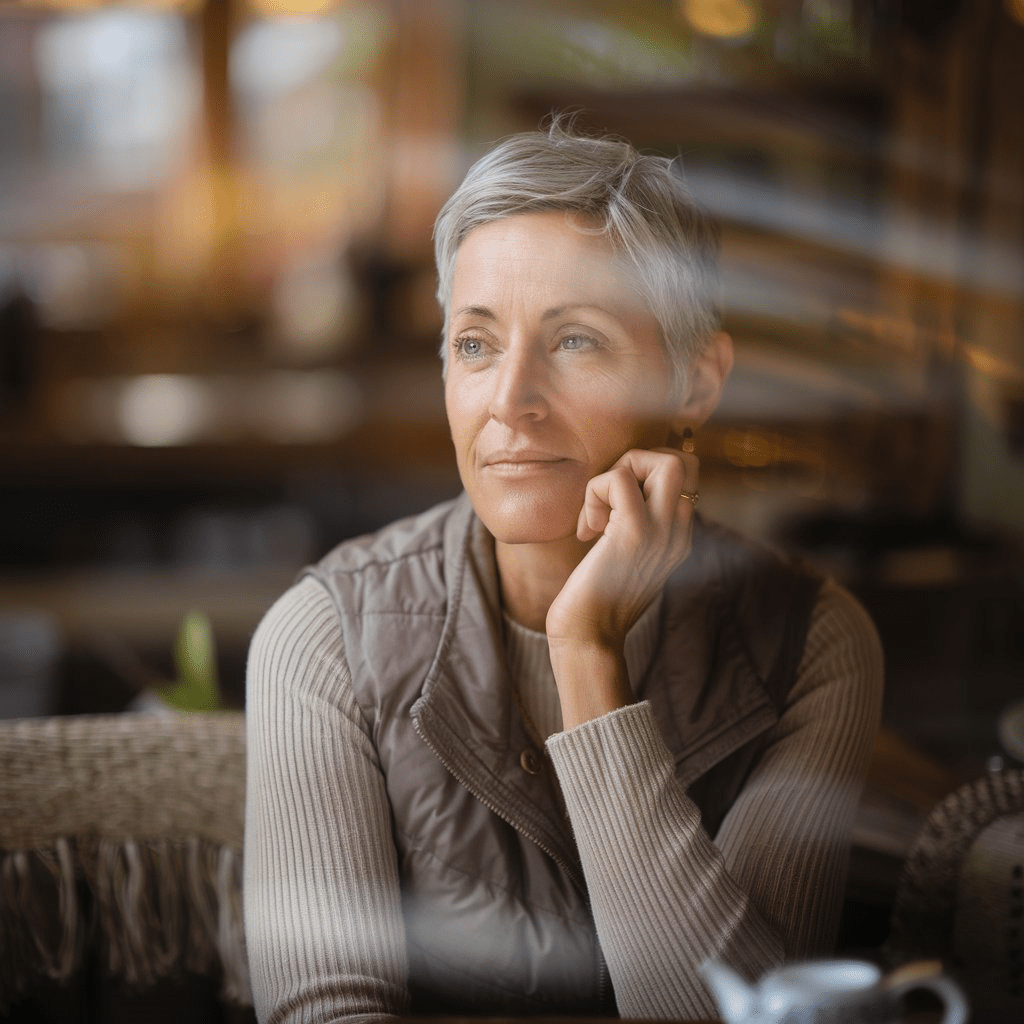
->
xmin=782 ymin=576 xmax=884 ymax=729
xmin=805 ymin=576 xmax=884 ymax=675
xmin=249 ymin=575 xmax=343 ymax=671
xmin=246 ymin=576 xmax=383 ymax=751
xmin=248 ymin=493 xmax=474 ymax=706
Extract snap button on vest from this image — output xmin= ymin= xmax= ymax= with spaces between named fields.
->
xmin=519 ymin=748 xmax=540 ymax=775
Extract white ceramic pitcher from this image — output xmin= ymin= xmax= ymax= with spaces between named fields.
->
xmin=700 ymin=957 xmax=968 ymax=1024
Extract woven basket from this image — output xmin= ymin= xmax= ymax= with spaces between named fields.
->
xmin=886 ymin=768 xmax=1024 ymax=1022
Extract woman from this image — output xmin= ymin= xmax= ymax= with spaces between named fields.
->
xmin=244 ymin=122 xmax=883 ymax=1023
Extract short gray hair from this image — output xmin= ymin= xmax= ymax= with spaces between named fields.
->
xmin=433 ymin=118 xmax=721 ymax=389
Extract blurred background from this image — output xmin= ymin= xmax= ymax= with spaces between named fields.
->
xmin=1 ymin=0 xmax=1024 ymax=944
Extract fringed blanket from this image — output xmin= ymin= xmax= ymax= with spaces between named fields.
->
xmin=0 ymin=712 xmax=249 ymax=1010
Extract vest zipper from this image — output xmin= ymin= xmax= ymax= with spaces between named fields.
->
xmin=414 ymin=714 xmax=612 ymax=1009
xmin=597 ymin=944 xmax=612 ymax=1012
xmin=412 ymin=717 xmax=588 ymax=895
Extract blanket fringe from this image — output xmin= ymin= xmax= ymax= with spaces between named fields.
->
xmin=0 ymin=837 xmax=251 ymax=1010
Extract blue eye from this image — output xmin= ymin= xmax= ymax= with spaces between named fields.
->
xmin=560 ymin=333 xmax=594 ymax=352
xmin=455 ymin=336 xmax=485 ymax=360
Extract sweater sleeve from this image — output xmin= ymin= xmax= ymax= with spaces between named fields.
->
xmin=244 ymin=575 xmax=410 ymax=1024
xmin=545 ymin=578 xmax=883 ymax=1020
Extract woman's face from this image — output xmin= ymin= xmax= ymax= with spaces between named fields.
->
xmin=444 ymin=211 xmax=683 ymax=546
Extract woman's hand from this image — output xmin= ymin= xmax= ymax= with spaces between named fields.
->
xmin=545 ymin=446 xmax=699 ymax=728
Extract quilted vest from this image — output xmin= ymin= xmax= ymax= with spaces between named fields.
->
xmin=306 ymin=492 xmax=821 ymax=1016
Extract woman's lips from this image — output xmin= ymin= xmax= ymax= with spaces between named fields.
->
xmin=482 ymin=451 xmax=569 ymax=472
xmin=484 ymin=449 xmax=563 ymax=463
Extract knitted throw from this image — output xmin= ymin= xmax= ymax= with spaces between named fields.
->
xmin=0 ymin=712 xmax=249 ymax=1010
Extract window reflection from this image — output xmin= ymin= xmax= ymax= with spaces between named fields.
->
xmin=230 ymin=4 xmax=385 ymax=180
xmin=34 ymin=10 xmax=197 ymax=190
xmin=229 ymin=3 xmax=388 ymax=357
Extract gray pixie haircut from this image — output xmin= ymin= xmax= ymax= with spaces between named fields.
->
xmin=433 ymin=117 xmax=721 ymax=389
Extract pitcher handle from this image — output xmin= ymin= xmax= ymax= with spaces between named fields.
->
xmin=884 ymin=961 xmax=969 ymax=1024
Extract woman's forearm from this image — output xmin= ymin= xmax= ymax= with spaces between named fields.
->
xmin=545 ymin=581 xmax=883 ymax=1020
xmin=548 ymin=703 xmax=782 ymax=1019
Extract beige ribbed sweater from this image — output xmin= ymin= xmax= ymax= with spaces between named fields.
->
xmin=244 ymin=574 xmax=882 ymax=1023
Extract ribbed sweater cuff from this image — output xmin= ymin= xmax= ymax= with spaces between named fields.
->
xmin=545 ymin=701 xmax=678 ymax=826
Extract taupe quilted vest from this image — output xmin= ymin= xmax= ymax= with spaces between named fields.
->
xmin=307 ymin=492 xmax=820 ymax=1016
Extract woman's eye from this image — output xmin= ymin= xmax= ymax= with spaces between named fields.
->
xmin=454 ymin=336 xmax=485 ymax=360
xmin=559 ymin=333 xmax=595 ymax=352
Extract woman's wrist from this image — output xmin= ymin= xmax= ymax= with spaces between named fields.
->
xmin=547 ymin=638 xmax=633 ymax=730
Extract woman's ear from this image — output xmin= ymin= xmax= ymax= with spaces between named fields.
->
xmin=671 ymin=331 xmax=733 ymax=433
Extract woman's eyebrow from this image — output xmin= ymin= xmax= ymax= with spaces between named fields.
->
xmin=541 ymin=303 xmax=619 ymax=321
xmin=452 ymin=304 xmax=496 ymax=320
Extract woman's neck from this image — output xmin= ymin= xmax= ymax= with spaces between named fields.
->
xmin=495 ymin=534 xmax=592 ymax=633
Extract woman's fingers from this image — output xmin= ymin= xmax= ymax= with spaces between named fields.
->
xmin=577 ymin=462 xmax=649 ymax=541
xmin=577 ymin=447 xmax=699 ymax=543
xmin=647 ymin=447 xmax=699 ymax=524
xmin=552 ymin=448 xmax=702 ymax=649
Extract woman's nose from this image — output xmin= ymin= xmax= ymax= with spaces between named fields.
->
xmin=488 ymin=346 xmax=548 ymax=424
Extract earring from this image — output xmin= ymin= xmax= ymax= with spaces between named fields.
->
xmin=681 ymin=427 xmax=696 ymax=454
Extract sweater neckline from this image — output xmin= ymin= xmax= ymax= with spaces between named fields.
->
xmin=501 ymin=594 xmax=664 ymax=740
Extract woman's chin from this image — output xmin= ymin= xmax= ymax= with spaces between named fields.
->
xmin=472 ymin=489 xmax=582 ymax=547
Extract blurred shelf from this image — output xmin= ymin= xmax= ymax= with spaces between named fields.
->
xmin=0 ymin=355 xmax=457 ymax=486
xmin=0 ymin=566 xmax=297 ymax=648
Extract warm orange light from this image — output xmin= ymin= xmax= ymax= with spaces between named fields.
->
xmin=722 ymin=428 xmax=775 ymax=468
xmin=962 ymin=343 xmax=1024 ymax=385
xmin=679 ymin=0 xmax=758 ymax=40
xmin=1006 ymin=0 xmax=1024 ymax=29
xmin=245 ymin=0 xmax=345 ymax=15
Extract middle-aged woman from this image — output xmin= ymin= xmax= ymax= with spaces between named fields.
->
xmin=244 ymin=121 xmax=884 ymax=1023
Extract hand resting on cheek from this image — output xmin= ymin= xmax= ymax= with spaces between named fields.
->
xmin=546 ymin=445 xmax=700 ymax=730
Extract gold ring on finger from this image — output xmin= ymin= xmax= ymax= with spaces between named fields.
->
xmin=679 ymin=490 xmax=699 ymax=506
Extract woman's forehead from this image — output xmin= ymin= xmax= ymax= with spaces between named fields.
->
xmin=451 ymin=212 xmax=643 ymax=308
